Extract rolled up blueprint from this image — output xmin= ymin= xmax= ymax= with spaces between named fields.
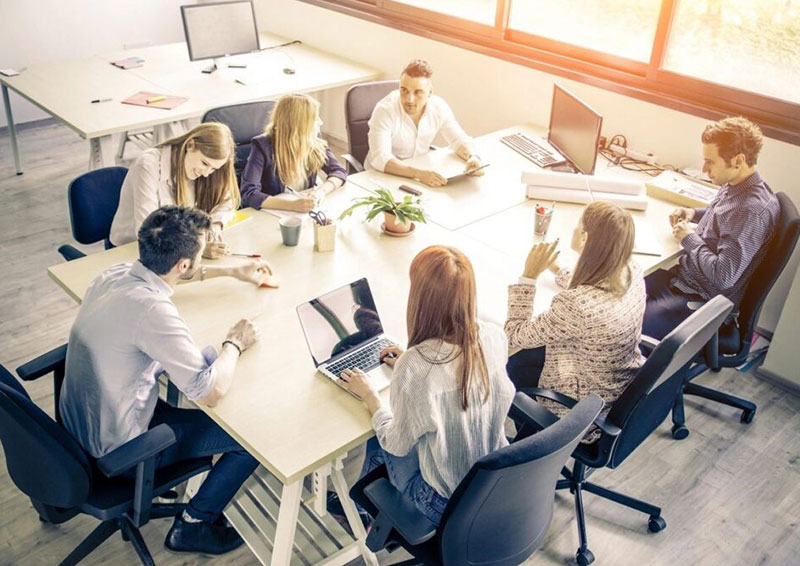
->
xmin=525 ymin=185 xmax=649 ymax=210
xmin=521 ymin=169 xmax=645 ymax=196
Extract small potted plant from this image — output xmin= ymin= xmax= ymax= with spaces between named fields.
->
xmin=338 ymin=187 xmax=426 ymax=235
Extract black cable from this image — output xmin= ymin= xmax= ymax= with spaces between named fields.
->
xmin=259 ymin=40 xmax=302 ymax=52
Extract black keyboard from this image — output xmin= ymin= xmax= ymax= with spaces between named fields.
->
xmin=501 ymin=132 xmax=561 ymax=167
xmin=326 ymin=337 xmax=396 ymax=377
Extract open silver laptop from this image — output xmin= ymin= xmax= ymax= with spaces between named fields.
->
xmin=297 ymin=278 xmax=398 ymax=397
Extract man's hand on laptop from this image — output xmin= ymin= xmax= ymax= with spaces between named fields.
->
xmin=415 ymin=169 xmax=447 ymax=187
xmin=226 ymin=319 xmax=259 ymax=352
xmin=379 ymin=346 xmax=404 ymax=368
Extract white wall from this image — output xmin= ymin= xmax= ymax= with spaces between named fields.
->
xmin=256 ymin=0 xmax=800 ymax=335
xmin=0 ymin=0 xmax=188 ymax=127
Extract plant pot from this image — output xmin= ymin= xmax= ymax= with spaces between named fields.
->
xmin=383 ymin=211 xmax=413 ymax=234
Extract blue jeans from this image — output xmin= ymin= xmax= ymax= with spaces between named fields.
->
xmin=361 ymin=437 xmax=449 ymax=525
xmin=145 ymin=400 xmax=259 ymax=522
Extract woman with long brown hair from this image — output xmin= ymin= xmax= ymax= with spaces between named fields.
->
xmin=339 ymin=246 xmax=515 ymax=526
xmin=111 ymin=122 xmax=240 ymax=257
xmin=505 ymin=201 xmax=646 ymax=421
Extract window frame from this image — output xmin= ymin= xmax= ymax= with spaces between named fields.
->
xmin=298 ymin=0 xmax=800 ymax=145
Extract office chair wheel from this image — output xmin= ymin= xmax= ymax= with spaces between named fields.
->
xmin=648 ymin=515 xmax=667 ymax=533
xmin=576 ymin=548 xmax=595 ymax=565
xmin=740 ymin=408 xmax=756 ymax=424
xmin=671 ymin=424 xmax=689 ymax=440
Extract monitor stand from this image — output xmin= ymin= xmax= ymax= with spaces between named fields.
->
xmin=202 ymin=58 xmax=223 ymax=74
xmin=547 ymin=162 xmax=579 ymax=174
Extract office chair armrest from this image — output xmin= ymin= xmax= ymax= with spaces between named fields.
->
xmin=592 ymin=415 xmax=622 ymax=437
xmin=509 ymin=392 xmax=559 ymax=431
xmin=57 ymin=244 xmax=86 ymax=262
xmin=519 ymin=387 xmax=578 ymax=409
xmin=16 ymin=344 xmax=68 ymax=381
xmin=341 ymin=154 xmax=364 ymax=173
xmin=364 ymin=478 xmax=437 ymax=547
xmin=687 ymin=301 xmax=739 ymax=323
xmin=639 ymin=334 xmax=660 ymax=353
xmin=96 ymin=424 xmax=177 ymax=478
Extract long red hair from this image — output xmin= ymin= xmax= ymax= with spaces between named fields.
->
xmin=406 ymin=246 xmax=489 ymax=410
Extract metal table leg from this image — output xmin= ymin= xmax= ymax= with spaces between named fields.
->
xmin=2 ymin=85 xmax=23 ymax=175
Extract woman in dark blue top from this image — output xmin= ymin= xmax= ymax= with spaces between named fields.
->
xmin=240 ymin=93 xmax=347 ymax=212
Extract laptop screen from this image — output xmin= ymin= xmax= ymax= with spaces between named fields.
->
xmin=297 ymin=278 xmax=384 ymax=367
xmin=547 ymin=83 xmax=603 ymax=175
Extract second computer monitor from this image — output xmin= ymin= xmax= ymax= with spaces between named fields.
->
xmin=547 ymin=84 xmax=603 ymax=175
xmin=181 ymin=1 xmax=260 ymax=62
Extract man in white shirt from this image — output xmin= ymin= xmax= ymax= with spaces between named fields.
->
xmin=365 ymin=59 xmax=483 ymax=187
xmin=60 ymin=205 xmax=268 ymax=556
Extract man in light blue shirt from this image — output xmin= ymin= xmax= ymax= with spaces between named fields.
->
xmin=60 ymin=205 xmax=268 ymax=555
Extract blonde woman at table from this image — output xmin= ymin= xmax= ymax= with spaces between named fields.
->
xmin=239 ymin=93 xmax=346 ymax=213
xmin=505 ymin=202 xmax=646 ymax=427
xmin=338 ymin=246 xmax=515 ymax=526
xmin=110 ymin=122 xmax=240 ymax=257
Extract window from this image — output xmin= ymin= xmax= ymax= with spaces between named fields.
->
xmin=509 ymin=0 xmax=661 ymax=63
xmin=664 ymin=0 xmax=800 ymax=105
xmin=389 ymin=0 xmax=495 ymax=25
xmin=300 ymin=0 xmax=800 ymax=144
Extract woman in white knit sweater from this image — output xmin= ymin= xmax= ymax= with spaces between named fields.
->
xmin=505 ymin=201 xmax=646 ymax=420
xmin=339 ymin=246 xmax=515 ymax=525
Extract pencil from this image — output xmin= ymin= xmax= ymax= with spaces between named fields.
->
xmin=146 ymin=95 xmax=166 ymax=104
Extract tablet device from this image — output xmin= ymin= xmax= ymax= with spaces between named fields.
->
xmin=446 ymin=163 xmax=490 ymax=183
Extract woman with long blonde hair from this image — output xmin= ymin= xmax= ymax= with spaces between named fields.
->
xmin=505 ymin=201 xmax=646 ymax=424
xmin=339 ymin=246 xmax=515 ymax=526
xmin=110 ymin=122 xmax=240 ymax=257
xmin=239 ymin=93 xmax=346 ymax=212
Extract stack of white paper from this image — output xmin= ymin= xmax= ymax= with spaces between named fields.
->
xmin=522 ymin=169 xmax=649 ymax=210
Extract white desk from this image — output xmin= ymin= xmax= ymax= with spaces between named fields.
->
xmin=45 ymin=125 xmax=685 ymax=565
xmin=1 ymin=31 xmax=380 ymax=173
xmin=47 ymin=186 xmax=518 ymax=566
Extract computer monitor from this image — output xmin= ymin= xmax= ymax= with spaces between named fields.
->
xmin=547 ymin=84 xmax=603 ymax=175
xmin=181 ymin=1 xmax=260 ymax=73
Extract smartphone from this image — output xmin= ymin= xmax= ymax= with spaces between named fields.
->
xmin=399 ymin=184 xmax=423 ymax=196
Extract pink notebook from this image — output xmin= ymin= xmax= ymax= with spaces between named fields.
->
xmin=122 ymin=91 xmax=187 ymax=110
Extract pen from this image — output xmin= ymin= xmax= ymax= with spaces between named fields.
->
xmin=230 ymin=252 xmax=262 ymax=258
xmin=146 ymin=95 xmax=166 ymax=104
xmin=632 ymin=250 xmax=661 ymax=257
xmin=91 ymin=98 xmax=112 ymax=104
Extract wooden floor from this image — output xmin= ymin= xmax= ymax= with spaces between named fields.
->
xmin=1 ymin=121 xmax=799 ymax=566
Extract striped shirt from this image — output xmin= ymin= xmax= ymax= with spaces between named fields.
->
xmin=674 ymin=172 xmax=779 ymax=306
xmin=371 ymin=323 xmax=515 ymax=498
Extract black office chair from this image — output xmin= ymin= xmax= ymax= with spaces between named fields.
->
xmin=670 ymin=192 xmax=800 ymax=439
xmin=518 ymin=296 xmax=733 ymax=565
xmin=202 ymin=100 xmax=276 ymax=181
xmin=343 ymin=80 xmax=399 ymax=173
xmin=349 ymin=393 xmax=604 ymax=566
xmin=1 ymin=346 xmax=212 ymax=566
xmin=57 ymin=166 xmax=128 ymax=261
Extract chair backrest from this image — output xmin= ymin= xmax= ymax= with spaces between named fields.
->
xmin=0 ymin=364 xmax=93 ymax=510
xmin=202 ymin=100 xmax=276 ymax=179
xmin=606 ymin=296 xmax=734 ymax=467
xmin=344 ymin=80 xmax=399 ymax=171
xmin=736 ymin=192 xmax=800 ymax=353
xmin=437 ymin=394 xmax=603 ymax=566
xmin=67 ymin=166 xmax=128 ymax=245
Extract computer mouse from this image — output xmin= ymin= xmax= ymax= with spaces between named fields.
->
xmin=283 ymin=68 xmax=295 ymax=75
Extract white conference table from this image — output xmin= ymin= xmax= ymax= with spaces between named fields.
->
xmin=47 ymin=185 xmax=520 ymax=566
xmin=46 ymin=125 xmax=685 ymax=565
xmin=1 ymin=31 xmax=379 ymax=173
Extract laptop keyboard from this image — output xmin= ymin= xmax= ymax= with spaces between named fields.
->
xmin=326 ymin=337 xmax=396 ymax=377
xmin=501 ymin=132 xmax=560 ymax=167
